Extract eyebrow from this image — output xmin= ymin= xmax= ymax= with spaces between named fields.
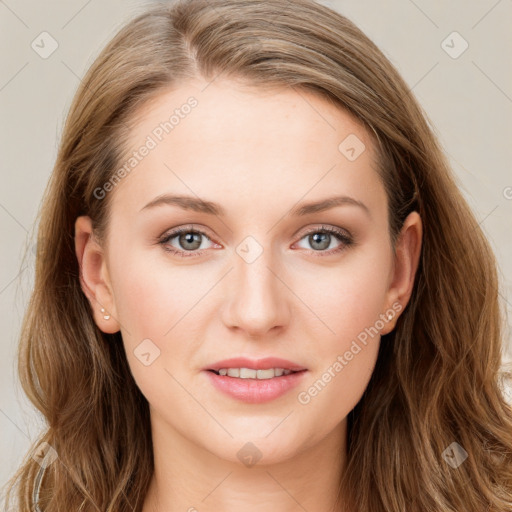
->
xmin=140 ymin=193 xmax=370 ymax=217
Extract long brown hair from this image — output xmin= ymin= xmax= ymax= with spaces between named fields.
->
xmin=3 ymin=1 xmax=512 ymax=510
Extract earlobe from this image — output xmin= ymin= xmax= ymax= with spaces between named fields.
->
xmin=74 ymin=215 xmax=120 ymax=333
xmin=381 ymin=211 xmax=423 ymax=335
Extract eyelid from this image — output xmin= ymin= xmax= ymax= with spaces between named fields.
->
xmin=294 ymin=223 xmax=352 ymax=240
xmin=158 ymin=223 xmax=217 ymax=242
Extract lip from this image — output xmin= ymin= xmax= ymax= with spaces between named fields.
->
xmin=204 ymin=368 xmax=308 ymax=403
xmin=203 ymin=357 xmax=307 ymax=372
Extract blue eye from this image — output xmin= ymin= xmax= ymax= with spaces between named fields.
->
xmin=158 ymin=227 xmax=215 ymax=257
xmin=294 ymin=225 xmax=353 ymax=255
xmin=158 ymin=224 xmax=353 ymax=258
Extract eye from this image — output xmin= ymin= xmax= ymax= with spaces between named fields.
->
xmin=158 ymin=225 xmax=217 ymax=258
xmin=294 ymin=225 xmax=354 ymax=256
xmin=158 ymin=224 xmax=354 ymax=258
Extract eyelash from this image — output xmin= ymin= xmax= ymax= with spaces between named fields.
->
xmin=157 ymin=224 xmax=354 ymax=258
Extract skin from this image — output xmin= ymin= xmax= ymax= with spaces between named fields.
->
xmin=75 ymin=77 xmax=422 ymax=512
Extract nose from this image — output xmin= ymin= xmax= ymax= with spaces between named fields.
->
xmin=220 ymin=242 xmax=291 ymax=338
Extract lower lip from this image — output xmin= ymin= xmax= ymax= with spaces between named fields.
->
xmin=204 ymin=370 xmax=308 ymax=403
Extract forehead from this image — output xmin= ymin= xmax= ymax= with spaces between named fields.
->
xmin=110 ymin=77 xmax=384 ymax=220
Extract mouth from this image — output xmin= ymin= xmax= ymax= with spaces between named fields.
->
xmin=203 ymin=357 xmax=308 ymax=403
xmin=206 ymin=367 xmax=306 ymax=379
xmin=204 ymin=356 xmax=307 ymax=376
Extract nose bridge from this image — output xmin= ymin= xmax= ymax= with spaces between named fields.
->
xmin=223 ymin=234 xmax=289 ymax=334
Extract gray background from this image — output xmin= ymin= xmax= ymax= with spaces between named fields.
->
xmin=1 ymin=0 xmax=511 ymax=494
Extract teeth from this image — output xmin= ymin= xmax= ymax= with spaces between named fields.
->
xmin=216 ymin=367 xmax=295 ymax=379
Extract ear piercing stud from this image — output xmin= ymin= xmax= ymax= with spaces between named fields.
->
xmin=386 ymin=312 xmax=394 ymax=321
xmin=100 ymin=308 xmax=110 ymax=320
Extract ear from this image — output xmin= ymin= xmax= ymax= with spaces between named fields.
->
xmin=380 ymin=211 xmax=422 ymax=335
xmin=74 ymin=215 xmax=120 ymax=333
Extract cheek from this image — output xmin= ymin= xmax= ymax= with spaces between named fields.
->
xmin=295 ymin=268 xmax=385 ymax=429
xmin=292 ymin=247 xmax=389 ymax=415
xmin=294 ymin=249 xmax=391 ymax=345
xmin=296 ymin=337 xmax=380 ymax=444
xmin=109 ymin=248 xmax=208 ymax=337
xmin=110 ymin=257 xmax=197 ymax=407
xmin=108 ymin=250 xmax=211 ymax=382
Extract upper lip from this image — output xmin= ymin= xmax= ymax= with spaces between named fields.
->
xmin=204 ymin=357 xmax=307 ymax=372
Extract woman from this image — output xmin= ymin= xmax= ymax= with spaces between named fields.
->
xmin=4 ymin=0 xmax=512 ymax=510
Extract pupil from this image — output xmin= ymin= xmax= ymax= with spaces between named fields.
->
xmin=180 ymin=232 xmax=201 ymax=250
xmin=311 ymin=233 xmax=329 ymax=250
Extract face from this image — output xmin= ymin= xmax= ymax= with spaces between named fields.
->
xmin=76 ymin=77 xmax=421 ymax=466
